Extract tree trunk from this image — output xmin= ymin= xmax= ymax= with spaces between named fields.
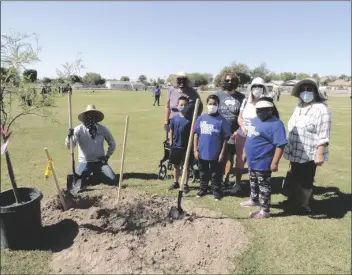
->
xmin=2 ymin=134 xmax=19 ymax=204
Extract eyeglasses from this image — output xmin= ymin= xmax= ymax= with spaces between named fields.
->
xmin=224 ymin=79 xmax=232 ymax=83
xmin=300 ymin=87 xmax=314 ymax=92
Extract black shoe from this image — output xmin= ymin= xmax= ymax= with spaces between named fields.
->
xmin=222 ymin=179 xmax=232 ymax=188
xmin=168 ymin=182 xmax=179 ymax=191
xmin=196 ymin=189 xmax=207 ymax=198
xmin=184 ymin=184 xmax=190 ymax=194
xmin=213 ymin=190 xmax=222 ymax=201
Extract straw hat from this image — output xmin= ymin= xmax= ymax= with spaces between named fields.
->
xmin=291 ymin=78 xmax=327 ymax=100
xmin=78 ymin=104 xmax=104 ymax=122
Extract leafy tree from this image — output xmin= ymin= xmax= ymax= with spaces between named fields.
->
xmin=23 ymin=69 xmax=37 ymax=82
xmin=296 ymin=73 xmax=311 ymax=80
xmin=138 ymin=74 xmax=147 ymax=83
xmin=281 ymin=72 xmax=296 ymax=82
xmin=1 ymin=29 xmax=84 ymax=202
xmin=69 ymin=74 xmax=82 ymax=83
xmin=120 ymin=76 xmax=130 ymax=81
xmin=214 ymin=63 xmax=252 ymax=87
xmin=157 ymin=77 xmax=165 ymax=85
xmin=250 ymin=63 xmax=272 ymax=82
xmin=82 ymin=72 xmax=105 ymax=85
xmin=41 ymin=77 xmax=52 ymax=84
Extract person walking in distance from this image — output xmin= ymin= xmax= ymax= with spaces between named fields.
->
xmin=153 ymin=85 xmax=161 ymax=106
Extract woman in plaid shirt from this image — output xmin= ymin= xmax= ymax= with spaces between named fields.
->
xmin=284 ymin=79 xmax=331 ymax=215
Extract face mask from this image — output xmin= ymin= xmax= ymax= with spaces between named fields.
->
xmin=252 ymin=88 xmax=263 ymax=98
xmin=300 ymin=91 xmax=314 ymax=103
xmin=223 ymin=82 xmax=234 ymax=91
xmin=207 ymin=105 xmax=218 ymax=114
xmin=178 ymin=105 xmax=188 ymax=114
xmin=256 ymin=108 xmax=273 ymax=122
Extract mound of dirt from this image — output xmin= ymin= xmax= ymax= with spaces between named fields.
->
xmin=41 ymin=188 xmax=247 ymax=274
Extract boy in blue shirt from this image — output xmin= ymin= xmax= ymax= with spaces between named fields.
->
xmin=194 ymin=94 xmax=232 ymax=201
xmin=240 ymin=97 xmax=287 ymax=218
xmin=168 ymin=96 xmax=192 ymax=193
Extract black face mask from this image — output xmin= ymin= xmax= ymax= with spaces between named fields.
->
xmin=177 ymin=78 xmax=185 ymax=88
xmin=256 ymin=108 xmax=273 ymax=122
xmin=223 ymin=82 xmax=235 ymax=91
xmin=84 ymin=115 xmax=98 ymax=138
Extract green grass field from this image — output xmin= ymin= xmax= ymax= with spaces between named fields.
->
xmin=1 ymin=90 xmax=351 ymax=274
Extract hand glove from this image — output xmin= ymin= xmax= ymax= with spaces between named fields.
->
xmin=98 ymin=155 xmax=110 ymax=165
xmin=67 ymin=128 xmax=74 ymax=138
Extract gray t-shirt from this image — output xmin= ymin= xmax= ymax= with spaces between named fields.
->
xmin=167 ymin=86 xmax=203 ymax=121
xmin=215 ymin=90 xmax=246 ymax=133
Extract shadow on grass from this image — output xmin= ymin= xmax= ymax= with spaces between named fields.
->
xmin=122 ymin=172 xmax=158 ymax=181
xmin=14 ymin=219 xmax=79 ymax=252
xmin=223 ymin=176 xmax=285 ymax=197
xmin=270 ymin=186 xmax=352 ymax=219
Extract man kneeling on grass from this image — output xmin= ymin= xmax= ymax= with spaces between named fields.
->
xmin=168 ymin=96 xmax=192 ymax=193
xmin=65 ymin=104 xmax=117 ymax=188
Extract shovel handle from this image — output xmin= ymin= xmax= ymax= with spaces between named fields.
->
xmin=44 ymin=148 xmax=68 ymax=210
xmin=180 ymin=98 xmax=200 ymax=191
xmin=117 ymin=115 xmax=129 ymax=204
xmin=67 ymin=90 xmax=76 ymax=174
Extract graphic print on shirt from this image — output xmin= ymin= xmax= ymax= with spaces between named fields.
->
xmin=246 ymin=122 xmax=259 ymax=137
xmin=200 ymin=121 xmax=220 ymax=135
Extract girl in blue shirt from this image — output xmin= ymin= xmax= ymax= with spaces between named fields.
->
xmin=240 ymin=97 xmax=287 ymax=218
xmin=194 ymin=94 xmax=232 ymax=201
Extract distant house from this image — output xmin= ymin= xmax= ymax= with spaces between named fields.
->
xmin=282 ymin=80 xmax=300 ymax=86
xmin=72 ymin=82 xmax=84 ymax=89
xmin=105 ymin=80 xmax=146 ymax=90
xmin=328 ymin=79 xmax=351 ymax=91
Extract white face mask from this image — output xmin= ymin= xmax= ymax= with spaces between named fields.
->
xmin=300 ymin=91 xmax=314 ymax=103
xmin=207 ymin=105 xmax=218 ymax=114
xmin=252 ymin=88 xmax=263 ymax=98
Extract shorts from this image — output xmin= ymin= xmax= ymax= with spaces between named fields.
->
xmin=169 ymin=147 xmax=186 ymax=166
xmin=225 ymin=143 xmax=236 ymax=155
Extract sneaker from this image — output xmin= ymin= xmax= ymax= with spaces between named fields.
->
xmin=231 ymin=184 xmax=242 ymax=194
xmin=222 ymin=179 xmax=232 ymax=188
xmin=240 ymin=199 xmax=260 ymax=207
xmin=183 ymin=184 xmax=190 ymax=194
xmin=213 ymin=190 xmax=222 ymax=201
xmin=249 ymin=210 xmax=270 ymax=219
xmin=168 ymin=182 xmax=180 ymax=191
xmin=196 ymin=189 xmax=207 ymax=198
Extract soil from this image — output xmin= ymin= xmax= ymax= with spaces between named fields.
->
xmin=41 ymin=187 xmax=248 ymax=274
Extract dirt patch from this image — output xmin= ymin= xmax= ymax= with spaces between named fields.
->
xmin=42 ymin=188 xmax=248 ymax=274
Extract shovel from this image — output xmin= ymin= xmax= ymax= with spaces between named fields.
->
xmin=66 ymin=90 xmax=83 ymax=195
xmin=168 ymin=98 xmax=200 ymax=220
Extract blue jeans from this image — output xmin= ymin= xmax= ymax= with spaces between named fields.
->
xmin=76 ymin=162 xmax=117 ymax=186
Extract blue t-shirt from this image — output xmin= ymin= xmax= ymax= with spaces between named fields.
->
xmin=153 ymin=88 xmax=161 ymax=96
xmin=245 ymin=116 xmax=287 ymax=171
xmin=194 ymin=113 xmax=231 ymax=161
xmin=170 ymin=114 xmax=191 ymax=149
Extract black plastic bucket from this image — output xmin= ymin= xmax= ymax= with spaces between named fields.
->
xmin=0 ymin=187 xmax=43 ymax=250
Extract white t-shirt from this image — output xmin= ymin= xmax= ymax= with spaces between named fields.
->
xmin=237 ymin=98 xmax=257 ymax=137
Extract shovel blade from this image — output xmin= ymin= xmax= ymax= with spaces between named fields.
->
xmin=66 ymin=174 xmax=83 ymax=195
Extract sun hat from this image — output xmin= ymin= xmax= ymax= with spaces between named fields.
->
xmin=78 ymin=104 xmax=104 ymax=122
xmin=291 ymin=78 xmax=327 ymax=100
xmin=247 ymin=77 xmax=270 ymax=102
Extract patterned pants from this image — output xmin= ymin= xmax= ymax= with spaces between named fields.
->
xmin=249 ymin=170 xmax=272 ymax=213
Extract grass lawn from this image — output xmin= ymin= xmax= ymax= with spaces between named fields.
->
xmin=1 ymin=90 xmax=351 ymax=274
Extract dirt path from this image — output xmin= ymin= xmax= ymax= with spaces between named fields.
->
xmin=41 ymin=188 xmax=248 ymax=274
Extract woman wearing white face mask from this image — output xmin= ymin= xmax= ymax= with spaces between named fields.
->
xmin=233 ymin=78 xmax=270 ymax=192
xmin=284 ymin=78 xmax=331 ymax=215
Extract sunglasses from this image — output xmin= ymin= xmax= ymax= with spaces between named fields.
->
xmin=252 ymin=85 xmax=263 ymax=88
xmin=224 ymin=79 xmax=232 ymax=83
xmin=300 ymin=87 xmax=314 ymax=92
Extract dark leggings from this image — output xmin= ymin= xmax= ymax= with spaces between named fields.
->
xmin=291 ymin=161 xmax=317 ymax=189
xmin=153 ymin=95 xmax=160 ymax=105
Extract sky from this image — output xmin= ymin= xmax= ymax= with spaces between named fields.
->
xmin=1 ymin=1 xmax=351 ymax=81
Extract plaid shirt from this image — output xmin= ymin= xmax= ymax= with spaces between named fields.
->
xmin=284 ymin=102 xmax=331 ymax=163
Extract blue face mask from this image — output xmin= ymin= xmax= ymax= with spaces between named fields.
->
xmin=300 ymin=91 xmax=314 ymax=103
xmin=178 ymin=105 xmax=188 ymax=114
